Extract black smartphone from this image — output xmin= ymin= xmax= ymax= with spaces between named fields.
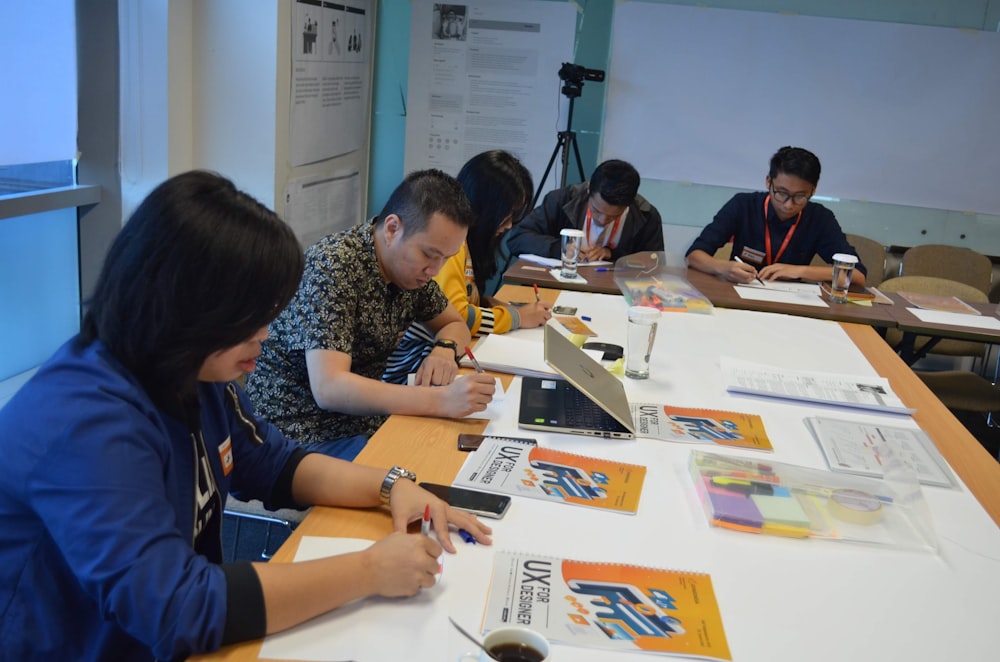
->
xmin=418 ymin=482 xmax=511 ymax=519
xmin=552 ymin=305 xmax=578 ymax=315
xmin=457 ymin=433 xmax=538 ymax=452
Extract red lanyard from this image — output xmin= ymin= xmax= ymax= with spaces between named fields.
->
xmin=585 ymin=206 xmax=623 ymax=249
xmin=763 ymin=194 xmax=802 ymax=265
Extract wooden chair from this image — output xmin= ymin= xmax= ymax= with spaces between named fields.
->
xmin=809 ymin=233 xmax=887 ymax=286
xmin=900 ymin=244 xmax=992 ymax=297
xmin=879 ymin=275 xmax=990 ymax=363
xmin=713 ymin=241 xmax=733 ymax=261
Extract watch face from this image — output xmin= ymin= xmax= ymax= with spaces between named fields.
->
xmin=436 ymin=339 xmax=458 ymax=348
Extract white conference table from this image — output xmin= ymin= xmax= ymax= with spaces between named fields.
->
xmin=194 ymin=288 xmax=1000 ymax=662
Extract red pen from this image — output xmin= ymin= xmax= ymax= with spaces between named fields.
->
xmin=533 ymin=283 xmax=540 ymax=302
xmin=421 ymin=504 xmax=431 ymax=536
xmin=464 ymin=346 xmax=484 ymax=373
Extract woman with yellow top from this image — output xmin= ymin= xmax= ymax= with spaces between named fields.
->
xmin=383 ymin=151 xmax=552 ymax=383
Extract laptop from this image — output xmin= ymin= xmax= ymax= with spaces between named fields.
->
xmin=517 ymin=325 xmax=635 ymax=439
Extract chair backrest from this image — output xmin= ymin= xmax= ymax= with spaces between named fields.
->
xmin=900 ymin=244 xmax=992 ymax=296
xmin=878 ymin=275 xmax=988 ymax=303
xmin=845 ymin=233 xmax=887 ymax=287
xmin=809 ymin=233 xmax=887 ymax=287
xmin=713 ymin=241 xmax=733 ymax=261
xmin=879 ymin=275 xmax=989 ymax=360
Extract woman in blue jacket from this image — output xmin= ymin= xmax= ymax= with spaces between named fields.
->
xmin=0 ymin=171 xmax=490 ymax=661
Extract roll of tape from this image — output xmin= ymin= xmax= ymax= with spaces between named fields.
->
xmin=828 ymin=488 xmax=882 ymax=525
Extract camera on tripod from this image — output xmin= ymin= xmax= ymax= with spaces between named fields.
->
xmin=532 ymin=63 xmax=607 ymax=204
xmin=558 ymin=62 xmax=605 ymax=98
xmin=558 ymin=62 xmax=605 ymax=84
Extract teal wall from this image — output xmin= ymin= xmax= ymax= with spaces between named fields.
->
xmin=369 ymin=0 xmax=1000 ymax=252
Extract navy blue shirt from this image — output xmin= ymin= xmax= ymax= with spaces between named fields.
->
xmin=686 ymin=192 xmax=867 ymax=276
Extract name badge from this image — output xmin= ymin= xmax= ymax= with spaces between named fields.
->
xmin=740 ymin=246 xmax=765 ymax=265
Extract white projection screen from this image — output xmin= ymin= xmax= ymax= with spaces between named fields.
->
xmin=603 ymin=3 xmax=1000 ymax=215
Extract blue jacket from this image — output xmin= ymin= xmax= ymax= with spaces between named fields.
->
xmin=0 ymin=337 xmax=307 ymax=661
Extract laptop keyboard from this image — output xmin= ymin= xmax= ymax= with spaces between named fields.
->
xmin=566 ymin=385 xmax=622 ymax=431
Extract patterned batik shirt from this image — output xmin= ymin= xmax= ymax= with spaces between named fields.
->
xmin=246 ymin=220 xmax=450 ymax=443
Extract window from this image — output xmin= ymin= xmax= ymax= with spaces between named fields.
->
xmin=0 ymin=0 xmax=81 ymax=390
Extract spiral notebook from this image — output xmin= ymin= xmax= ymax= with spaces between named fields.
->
xmin=481 ymin=551 xmax=731 ymax=660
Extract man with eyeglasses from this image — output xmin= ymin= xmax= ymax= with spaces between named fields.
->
xmin=686 ymin=146 xmax=866 ymax=285
xmin=506 ymin=159 xmax=664 ymax=264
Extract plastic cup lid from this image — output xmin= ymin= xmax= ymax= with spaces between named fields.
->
xmin=628 ymin=305 xmax=661 ymax=321
xmin=832 ymin=253 xmax=858 ymax=264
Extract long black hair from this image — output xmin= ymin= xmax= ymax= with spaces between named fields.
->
xmin=80 ymin=170 xmax=304 ymax=429
xmin=457 ymin=150 xmax=533 ymax=294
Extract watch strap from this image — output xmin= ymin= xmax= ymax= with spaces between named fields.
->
xmin=379 ymin=465 xmax=416 ymax=505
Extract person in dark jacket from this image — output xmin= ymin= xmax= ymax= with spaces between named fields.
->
xmin=506 ymin=159 xmax=664 ymax=263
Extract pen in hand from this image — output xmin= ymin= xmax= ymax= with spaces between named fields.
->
xmin=734 ymin=256 xmax=765 ymax=286
xmin=464 ymin=346 xmax=484 ymax=373
xmin=533 ymin=282 xmax=540 ymax=302
xmin=421 ymin=503 xmax=431 ymax=537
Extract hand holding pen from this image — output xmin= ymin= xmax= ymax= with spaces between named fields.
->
xmin=733 ymin=256 xmax=765 ymax=285
xmin=464 ymin=346 xmax=483 ymax=373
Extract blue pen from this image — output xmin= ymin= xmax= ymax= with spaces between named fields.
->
xmin=595 ymin=267 xmax=614 ymax=272
xmin=458 ymin=528 xmax=476 ymax=544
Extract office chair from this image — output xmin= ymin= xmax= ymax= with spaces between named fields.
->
xmin=713 ymin=241 xmax=733 ymax=261
xmin=900 ymin=244 xmax=992 ymax=297
xmin=809 ymin=233 xmax=888 ymax=287
xmin=224 ymin=496 xmax=308 ymax=561
xmin=879 ymin=275 xmax=990 ymax=367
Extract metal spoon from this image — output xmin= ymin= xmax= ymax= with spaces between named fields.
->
xmin=448 ymin=616 xmax=500 ymax=661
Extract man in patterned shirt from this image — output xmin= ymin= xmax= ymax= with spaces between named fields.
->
xmin=247 ymin=170 xmax=496 ymax=460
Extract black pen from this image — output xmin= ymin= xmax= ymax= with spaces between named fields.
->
xmin=734 ymin=256 xmax=765 ymax=286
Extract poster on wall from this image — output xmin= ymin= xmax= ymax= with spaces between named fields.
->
xmin=403 ymin=0 xmax=575 ymax=196
xmin=289 ymin=0 xmax=372 ymax=166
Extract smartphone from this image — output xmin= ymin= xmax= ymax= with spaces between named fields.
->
xmin=418 ymin=482 xmax=511 ymax=519
xmin=457 ymin=433 xmax=538 ymax=452
xmin=552 ymin=305 xmax=578 ymax=315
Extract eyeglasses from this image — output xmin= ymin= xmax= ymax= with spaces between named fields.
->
xmin=770 ymin=186 xmax=811 ymax=205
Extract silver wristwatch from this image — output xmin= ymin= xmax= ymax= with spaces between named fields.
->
xmin=379 ymin=465 xmax=417 ymax=505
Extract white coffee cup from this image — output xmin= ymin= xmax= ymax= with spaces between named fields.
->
xmin=458 ymin=625 xmax=551 ymax=662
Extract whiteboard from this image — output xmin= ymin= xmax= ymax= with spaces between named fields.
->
xmin=603 ymin=3 xmax=1000 ymax=215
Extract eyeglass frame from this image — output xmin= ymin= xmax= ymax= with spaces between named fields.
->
xmin=769 ymin=185 xmax=812 ymax=206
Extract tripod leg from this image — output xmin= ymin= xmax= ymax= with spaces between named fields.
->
xmin=533 ymin=133 xmax=567 ymax=207
xmin=569 ymin=132 xmax=586 ymax=184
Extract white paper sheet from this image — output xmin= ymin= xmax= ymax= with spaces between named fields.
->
xmin=734 ymin=285 xmax=829 ymax=308
xmin=907 ymin=307 xmax=1000 ymax=330
xmin=259 ymin=536 xmax=484 ymax=661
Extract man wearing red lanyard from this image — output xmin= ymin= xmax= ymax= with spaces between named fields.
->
xmin=506 ymin=159 xmax=664 ymax=263
xmin=685 ymin=146 xmax=867 ymax=286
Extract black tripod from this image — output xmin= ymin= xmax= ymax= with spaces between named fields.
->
xmin=533 ymin=86 xmax=587 ymax=207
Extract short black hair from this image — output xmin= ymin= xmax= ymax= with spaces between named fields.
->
xmin=588 ymin=159 xmax=640 ymax=207
xmin=457 ymin=150 xmax=534 ymax=293
xmin=769 ymin=146 xmax=822 ymax=187
xmin=80 ymin=170 xmax=304 ymax=429
xmin=376 ymin=168 xmax=475 ymax=236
